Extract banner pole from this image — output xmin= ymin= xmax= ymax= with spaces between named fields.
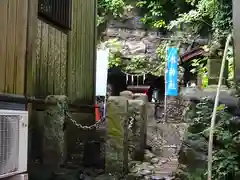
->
xmin=164 ymin=48 xmax=168 ymax=123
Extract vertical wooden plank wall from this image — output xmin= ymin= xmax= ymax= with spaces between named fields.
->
xmin=0 ymin=0 xmax=28 ymax=95
xmin=33 ymin=20 xmax=67 ymax=98
xmin=68 ymin=0 xmax=97 ymax=103
xmin=25 ymin=0 xmax=38 ymax=97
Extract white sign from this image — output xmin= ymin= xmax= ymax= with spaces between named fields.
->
xmin=168 ymin=67 xmax=176 ymax=76
xmin=168 ymin=80 xmax=177 ymax=90
xmin=95 ymin=49 xmax=109 ymax=96
xmin=171 ymin=56 xmax=177 ymax=64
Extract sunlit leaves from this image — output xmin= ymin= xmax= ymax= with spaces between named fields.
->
xmin=97 ymin=0 xmax=133 ymax=26
xmin=187 ymin=99 xmax=240 ymax=179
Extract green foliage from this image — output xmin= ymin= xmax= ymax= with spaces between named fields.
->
xmin=136 ymin=0 xmax=192 ymax=29
xmin=124 ymin=56 xmax=148 ymax=73
xmin=190 ymin=57 xmax=208 ymax=88
xmin=97 ymin=0 xmax=232 ymax=50
xmin=101 ymin=39 xmax=122 ymax=68
xmin=168 ymin=0 xmax=232 ymax=50
xmin=186 ymin=99 xmax=240 ymax=180
xmin=136 ymin=0 xmax=167 ymax=28
xmin=186 ymin=168 xmax=207 ymax=180
xmin=102 ymin=38 xmax=185 ymax=76
xmin=100 ymin=39 xmax=164 ymax=75
xmin=97 ymin=0 xmax=233 ymax=81
xmin=97 ymin=0 xmax=132 ymax=26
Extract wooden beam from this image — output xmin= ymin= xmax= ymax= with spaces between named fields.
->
xmin=25 ymin=0 xmax=38 ymax=97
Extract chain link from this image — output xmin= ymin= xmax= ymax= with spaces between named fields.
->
xmin=65 ymin=111 xmax=104 ymax=130
xmin=65 ymin=106 xmax=136 ymax=131
xmin=128 ymin=117 xmax=135 ymax=129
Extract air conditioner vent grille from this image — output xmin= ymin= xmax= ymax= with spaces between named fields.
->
xmin=0 ymin=115 xmax=20 ymax=175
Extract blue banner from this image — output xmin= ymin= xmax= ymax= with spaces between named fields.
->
xmin=166 ymin=47 xmax=179 ymax=96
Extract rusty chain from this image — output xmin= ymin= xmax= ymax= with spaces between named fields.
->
xmin=63 ymin=103 xmax=137 ymax=131
xmin=65 ymin=110 xmax=104 ymax=130
xmin=128 ymin=112 xmax=137 ymax=129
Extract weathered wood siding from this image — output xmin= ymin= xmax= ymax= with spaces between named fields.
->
xmin=33 ymin=20 xmax=68 ymax=98
xmin=0 ymin=0 xmax=28 ymax=95
xmin=68 ymin=0 xmax=97 ymax=103
xmin=0 ymin=0 xmax=97 ymax=102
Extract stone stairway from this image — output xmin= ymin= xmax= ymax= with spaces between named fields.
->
xmin=127 ymin=102 xmax=188 ymax=179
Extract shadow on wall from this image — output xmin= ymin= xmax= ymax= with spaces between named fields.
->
xmin=145 ymin=75 xmax=165 ymax=101
xmin=107 ymin=67 xmax=127 ymax=96
xmin=107 ymin=67 xmax=166 ymax=99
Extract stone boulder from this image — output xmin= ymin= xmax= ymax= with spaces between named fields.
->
xmin=120 ymin=90 xmax=134 ymax=99
xmin=180 ymin=87 xmax=239 ymax=108
xmin=178 ymin=133 xmax=208 ymax=169
xmin=133 ymin=93 xmax=149 ymax=102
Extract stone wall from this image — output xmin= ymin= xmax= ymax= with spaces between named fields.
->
xmin=101 ymin=7 xmax=164 ymax=61
xmin=103 ymin=8 xmax=209 ymax=64
xmin=106 ymin=27 xmax=163 ymax=60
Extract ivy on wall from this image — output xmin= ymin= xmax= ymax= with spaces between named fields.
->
xmin=97 ymin=0 xmax=233 ymax=77
xmin=168 ymin=0 xmax=232 ymax=51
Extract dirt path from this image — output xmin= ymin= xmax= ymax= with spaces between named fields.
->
xmin=144 ymin=104 xmax=188 ymax=179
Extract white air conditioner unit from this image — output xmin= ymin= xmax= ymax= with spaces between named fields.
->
xmin=0 ymin=110 xmax=28 ymax=179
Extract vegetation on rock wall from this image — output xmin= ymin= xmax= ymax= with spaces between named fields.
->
xmin=97 ymin=0 xmax=232 ymax=76
xmin=99 ymin=39 xmax=161 ymax=75
xmin=168 ymin=0 xmax=232 ymax=53
xmin=98 ymin=0 xmax=232 ymax=42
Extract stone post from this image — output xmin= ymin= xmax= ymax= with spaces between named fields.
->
xmin=42 ymin=95 xmax=68 ymax=171
xmin=207 ymin=54 xmax=228 ymax=86
xmin=105 ymin=95 xmax=148 ymax=172
xmin=127 ymin=99 xmax=147 ymax=161
xmin=105 ymin=96 xmax=129 ymax=173
xmin=120 ymin=90 xmax=134 ymax=99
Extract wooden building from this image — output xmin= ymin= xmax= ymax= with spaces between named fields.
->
xmin=0 ymin=0 xmax=97 ymax=104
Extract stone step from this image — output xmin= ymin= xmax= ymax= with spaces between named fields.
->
xmin=160 ymin=147 xmax=178 ymax=158
xmin=155 ymin=158 xmax=178 ymax=172
xmin=158 ymin=162 xmax=178 ymax=171
xmin=154 ymin=171 xmax=172 ymax=176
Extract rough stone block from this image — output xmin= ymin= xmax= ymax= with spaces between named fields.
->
xmin=207 ymin=57 xmax=228 ymax=85
xmin=120 ymin=90 xmax=134 ymax=99
xmin=105 ymin=96 xmax=128 ymax=173
xmin=164 ymin=96 xmax=190 ymax=123
xmin=42 ymin=95 xmax=67 ymax=169
xmin=128 ymin=99 xmax=147 ymax=161
xmin=133 ymin=93 xmax=149 ymax=102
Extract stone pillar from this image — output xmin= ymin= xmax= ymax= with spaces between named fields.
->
xmin=42 ymin=95 xmax=68 ymax=170
xmin=105 ymin=96 xmax=129 ymax=173
xmin=120 ymin=90 xmax=134 ymax=99
xmin=128 ymin=99 xmax=147 ymax=161
xmin=207 ymin=54 xmax=228 ymax=86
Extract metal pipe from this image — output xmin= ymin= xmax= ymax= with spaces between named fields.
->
xmin=0 ymin=93 xmax=98 ymax=109
xmin=207 ymin=33 xmax=233 ymax=180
